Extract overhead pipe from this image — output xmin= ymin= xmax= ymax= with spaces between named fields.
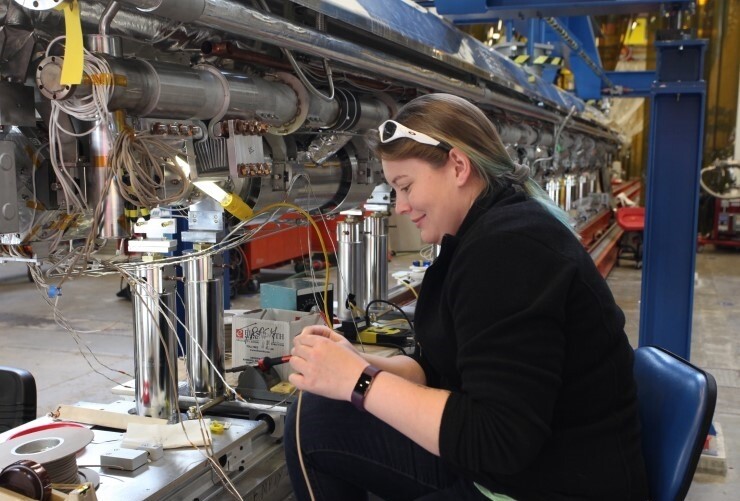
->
xmin=25 ymin=1 xmax=615 ymax=142
xmin=99 ymin=1 xmax=121 ymax=36
xmin=115 ymin=0 xmax=615 ymax=141
xmin=201 ymin=41 xmax=293 ymax=71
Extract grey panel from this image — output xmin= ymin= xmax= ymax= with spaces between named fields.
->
xmin=0 ymin=83 xmax=35 ymax=126
xmin=0 ymin=140 xmax=19 ymax=235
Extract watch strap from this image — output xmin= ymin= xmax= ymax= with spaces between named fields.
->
xmin=351 ymin=365 xmax=382 ymax=411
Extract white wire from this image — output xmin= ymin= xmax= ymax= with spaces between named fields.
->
xmin=44 ymin=42 xmax=116 ymax=215
xmin=700 ymin=162 xmax=740 ymax=200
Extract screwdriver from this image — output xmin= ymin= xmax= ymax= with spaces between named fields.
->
xmin=255 ymin=355 xmax=292 ymax=372
xmin=225 ymin=355 xmax=292 ymax=373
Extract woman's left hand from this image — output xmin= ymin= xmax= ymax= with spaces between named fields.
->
xmin=288 ymin=326 xmax=368 ymax=401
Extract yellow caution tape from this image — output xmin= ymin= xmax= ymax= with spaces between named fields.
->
xmin=514 ymin=54 xmax=530 ymax=64
xmin=534 ymin=55 xmax=549 ymax=65
xmin=59 ymin=1 xmax=84 ymax=85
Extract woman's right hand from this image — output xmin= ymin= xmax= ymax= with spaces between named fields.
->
xmin=288 ymin=325 xmax=368 ymax=401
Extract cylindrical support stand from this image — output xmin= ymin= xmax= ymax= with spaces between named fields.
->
xmin=564 ymin=174 xmax=576 ymax=211
xmin=133 ymin=263 xmax=178 ymax=422
xmin=184 ymin=251 xmax=225 ymax=398
xmin=364 ymin=212 xmax=388 ymax=311
xmin=336 ymin=216 xmax=365 ymax=321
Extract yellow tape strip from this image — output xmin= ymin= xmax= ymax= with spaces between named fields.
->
xmin=82 ymin=73 xmax=128 ymax=87
xmin=60 ymin=1 xmax=84 ymax=85
xmin=534 ymin=55 xmax=549 ymax=65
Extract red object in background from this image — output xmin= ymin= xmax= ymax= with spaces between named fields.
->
xmin=698 ymin=198 xmax=740 ymax=248
xmin=242 ymin=215 xmax=342 ymax=275
xmin=581 ymin=179 xmax=642 ymax=278
xmin=616 ymin=207 xmax=646 ymax=232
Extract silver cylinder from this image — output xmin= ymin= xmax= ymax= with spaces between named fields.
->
xmin=564 ymin=174 xmax=576 ymax=211
xmin=336 ymin=216 xmax=365 ymax=321
xmin=304 ymin=97 xmax=341 ymax=129
xmin=99 ymin=57 xmax=296 ymax=123
xmin=133 ymin=264 xmax=178 ymax=422
xmin=364 ymin=212 xmax=388 ymax=310
xmin=352 ymin=97 xmax=394 ymax=132
xmin=129 ymin=0 xmax=206 ymax=23
xmin=546 ymin=178 xmax=561 ymax=207
xmin=85 ymin=35 xmax=126 ymax=239
xmin=184 ymin=251 xmax=224 ymax=398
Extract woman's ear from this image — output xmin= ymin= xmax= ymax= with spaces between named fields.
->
xmin=448 ymin=147 xmax=474 ymax=187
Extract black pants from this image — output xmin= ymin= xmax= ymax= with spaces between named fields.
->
xmin=283 ymin=392 xmax=491 ymax=500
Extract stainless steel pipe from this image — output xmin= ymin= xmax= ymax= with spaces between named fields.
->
xmin=336 ymin=216 xmax=365 ymax=321
xmin=364 ymin=212 xmax=388 ymax=310
xmin=85 ymin=35 xmax=127 ymax=239
xmin=132 ymin=263 xmax=178 ymax=422
xmin=183 ymin=251 xmax=225 ymax=399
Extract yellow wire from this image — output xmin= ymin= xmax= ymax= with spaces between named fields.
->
xmin=253 ymin=202 xmax=332 ymax=325
xmin=399 ymin=279 xmax=419 ymax=299
xmin=251 ymin=202 xmax=327 ymax=501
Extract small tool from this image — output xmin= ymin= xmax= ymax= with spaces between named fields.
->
xmin=226 ymin=355 xmax=292 ymax=374
xmin=255 ymin=355 xmax=292 ymax=372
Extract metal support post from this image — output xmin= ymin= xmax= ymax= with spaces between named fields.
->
xmin=133 ymin=262 xmax=179 ymax=421
xmin=364 ymin=212 xmax=389 ymax=311
xmin=639 ymin=40 xmax=707 ymax=360
xmin=183 ymin=251 xmax=225 ymax=399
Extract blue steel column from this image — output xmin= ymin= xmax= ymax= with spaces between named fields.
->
xmin=639 ymin=40 xmax=707 ymax=360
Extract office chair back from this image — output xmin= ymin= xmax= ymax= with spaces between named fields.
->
xmin=0 ymin=366 xmax=37 ymax=433
xmin=633 ymin=346 xmax=717 ymax=501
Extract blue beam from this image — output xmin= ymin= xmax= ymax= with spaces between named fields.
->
xmin=432 ymin=0 xmax=692 ymax=23
xmin=639 ymin=40 xmax=707 ymax=360
xmin=541 ymin=17 xmax=604 ymax=99
xmin=505 ymin=19 xmax=515 ymax=42
xmin=527 ymin=18 xmax=546 ymax=58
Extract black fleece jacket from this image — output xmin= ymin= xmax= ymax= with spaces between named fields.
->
xmin=412 ymin=182 xmax=648 ymax=501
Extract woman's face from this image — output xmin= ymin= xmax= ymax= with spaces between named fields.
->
xmin=382 ymin=156 xmax=471 ymax=244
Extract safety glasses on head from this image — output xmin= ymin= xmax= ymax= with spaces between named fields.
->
xmin=378 ymin=120 xmax=451 ymax=152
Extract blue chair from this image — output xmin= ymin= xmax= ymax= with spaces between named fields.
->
xmin=0 ymin=366 xmax=37 ymax=433
xmin=633 ymin=346 xmax=717 ymax=501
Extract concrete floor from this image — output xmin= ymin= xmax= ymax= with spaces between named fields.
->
xmin=0 ymin=247 xmax=738 ymax=499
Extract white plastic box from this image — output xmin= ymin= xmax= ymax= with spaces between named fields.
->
xmin=231 ymin=308 xmax=321 ymax=381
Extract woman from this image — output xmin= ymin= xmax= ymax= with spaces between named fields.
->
xmin=284 ymin=93 xmax=647 ymax=500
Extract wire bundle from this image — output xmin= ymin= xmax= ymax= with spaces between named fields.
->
xmin=45 ymin=37 xmax=115 ymax=214
xmin=109 ymin=131 xmax=190 ymax=207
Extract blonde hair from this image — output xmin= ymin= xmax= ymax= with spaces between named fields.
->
xmin=371 ymin=93 xmax=576 ymax=234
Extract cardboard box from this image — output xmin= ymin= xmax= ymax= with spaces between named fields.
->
xmin=232 ymin=309 xmax=321 ymax=381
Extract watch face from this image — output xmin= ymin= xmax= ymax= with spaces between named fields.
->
xmin=355 ymin=373 xmax=373 ymax=393
xmin=351 ymin=366 xmax=381 ymax=411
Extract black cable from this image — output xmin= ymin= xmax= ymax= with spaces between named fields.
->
xmin=365 ymin=299 xmax=415 ymax=334
xmin=370 ymin=342 xmax=410 ymax=356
